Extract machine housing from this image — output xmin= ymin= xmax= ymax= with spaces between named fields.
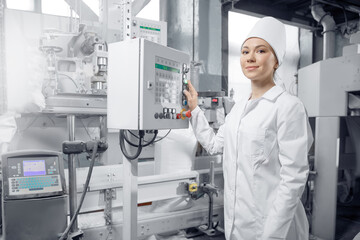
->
xmin=108 ymin=38 xmax=190 ymax=130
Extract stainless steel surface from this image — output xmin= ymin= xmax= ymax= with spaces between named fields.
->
xmin=44 ymin=93 xmax=107 ymax=115
xmin=298 ymin=54 xmax=360 ymax=117
xmin=312 ymin=117 xmax=340 ymax=240
xmin=3 ymin=196 xmax=68 ymax=240
xmin=160 ymin=0 xmax=222 ymax=92
xmin=99 ymin=116 xmax=107 ymax=163
xmin=124 ymin=0 xmax=132 ymax=41
xmin=65 ymin=165 xmax=204 ymax=213
xmin=311 ymin=0 xmax=336 ymax=59
xmin=78 ymin=201 xmax=224 ymax=239
xmin=64 ymin=0 xmax=99 ymax=22
xmin=209 ymin=160 xmax=215 ymax=186
xmin=132 ymin=0 xmax=151 ymax=16
xmin=67 ymin=114 xmax=78 ymax=232
xmin=0 ymin=0 xmax=6 ymax=114
xmin=123 ymin=158 xmax=138 ymax=240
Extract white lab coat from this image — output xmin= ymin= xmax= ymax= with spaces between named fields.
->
xmin=190 ymin=86 xmax=313 ymax=240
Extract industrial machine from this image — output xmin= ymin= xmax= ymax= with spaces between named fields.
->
xmin=108 ymin=38 xmax=191 ymax=130
xmin=1 ymin=150 xmax=67 ymax=240
xmin=298 ymin=32 xmax=360 ymax=240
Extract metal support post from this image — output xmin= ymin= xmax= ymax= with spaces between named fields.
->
xmin=0 ymin=0 xmax=7 ymax=114
xmin=312 ymin=117 xmax=339 ymax=240
xmin=123 ymin=0 xmax=132 ymax=41
xmin=104 ymin=188 xmax=114 ymax=239
xmin=99 ymin=116 xmax=107 ymax=163
xmin=123 ymin=157 xmax=138 ymax=240
xmin=67 ymin=115 xmax=78 ymax=232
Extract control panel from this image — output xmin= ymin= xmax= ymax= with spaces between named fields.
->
xmin=108 ymin=38 xmax=190 ymax=130
xmin=2 ymin=150 xmax=66 ymax=200
xmin=132 ymin=17 xmax=167 ymax=46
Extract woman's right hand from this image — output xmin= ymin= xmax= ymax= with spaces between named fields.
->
xmin=183 ymin=80 xmax=198 ymax=112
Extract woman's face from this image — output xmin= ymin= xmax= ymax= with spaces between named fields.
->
xmin=240 ymin=37 xmax=278 ymax=83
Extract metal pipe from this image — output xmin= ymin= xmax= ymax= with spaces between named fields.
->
xmin=99 ymin=116 xmax=107 ymax=163
xmin=206 ymin=192 xmax=214 ymax=230
xmin=311 ymin=0 xmax=336 ymax=59
xmin=316 ymin=0 xmax=360 ymax=14
xmin=209 ymin=160 xmax=215 ymax=186
xmin=67 ymin=115 xmax=78 ymax=232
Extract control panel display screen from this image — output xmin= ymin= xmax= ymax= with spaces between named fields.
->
xmin=23 ymin=160 xmax=46 ymax=176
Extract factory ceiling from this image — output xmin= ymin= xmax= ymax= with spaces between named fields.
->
xmin=224 ymin=0 xmax=360 ymax=30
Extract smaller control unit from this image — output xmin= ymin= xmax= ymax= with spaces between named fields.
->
xmin=2 ymin=150 xmax=66 ymax=200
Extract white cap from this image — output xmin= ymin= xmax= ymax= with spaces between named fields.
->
xmin=243 ymin=17 xmax=286 ymax=66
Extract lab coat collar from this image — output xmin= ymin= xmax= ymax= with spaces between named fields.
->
xmin=261 ymin=85 xmax=285 ymax=101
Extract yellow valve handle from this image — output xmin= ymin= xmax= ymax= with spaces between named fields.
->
xmin=189 ymin=182 xmax=198 ymax=193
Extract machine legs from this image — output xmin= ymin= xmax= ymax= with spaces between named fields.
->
xmin=312 ymin=117 xmax=339 ymax=240
xmin=123 ymin=157 xmax=138 ymax=239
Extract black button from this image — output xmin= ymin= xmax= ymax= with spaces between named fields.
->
xmin=154 ymin=113 xmax=159 ymax=119
xmin=159 ymin=113 xmax=164 ymax=119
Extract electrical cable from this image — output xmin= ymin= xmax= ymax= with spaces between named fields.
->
xmin=59 ymin=141 xmax=99 ymax=240
xmin=154 ymin=130 xmax=171 ymax=143
xmin=126 ymin=130 xmax=158 ymax=147
xmin=119 ymin=130 xmax=144 ymax=160
xmin=57 ymin=73 xmax=79 ymax=88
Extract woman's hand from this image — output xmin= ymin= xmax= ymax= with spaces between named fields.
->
xmin=183 ymin=80 xmax=198 ymax=112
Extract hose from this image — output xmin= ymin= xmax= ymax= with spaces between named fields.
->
xmin=119 ymin=130 xmax=143 ymax=160
xmin=125 ymin=130 xmax=158 ymax=147
xmin=59 ymin=141 xmax=98 ymax=240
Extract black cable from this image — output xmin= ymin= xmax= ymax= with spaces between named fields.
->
xmin=119 ymin=130 xmax=143 ymax=160
xmin=126 ymin=130 xmax=158 ymax=147
xmin=59 ymin=141 xmax=99 ymax=240
xmin=126 ymin=130 xmax=171 ymax=144
xmin=57 ymin=73 xmax=79 ymax=88
xmin=154 ymin=130 xmax=171 ymax=143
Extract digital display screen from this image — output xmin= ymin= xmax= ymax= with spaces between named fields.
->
xmin=155 ymin=63 xmax=180 ymax=73
xmin=23 ymin=160 xmax=46 ymax=176
xmin=140 ymin=26 xmax=160 ymax=32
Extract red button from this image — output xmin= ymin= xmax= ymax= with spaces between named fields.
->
xmin=185 ymin=110 xmax=191 ymax=118
xmin=176 ymin=114 xmax=181 ymax=119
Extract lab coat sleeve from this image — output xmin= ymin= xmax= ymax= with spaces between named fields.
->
xmin=261 ymin=101 xmax=313 ymax=239
xmin=190 ymin=106 xmax=224 ymax=155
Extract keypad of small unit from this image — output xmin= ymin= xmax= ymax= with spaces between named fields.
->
xmin=9 ymin=175 xmax=61 ymax=195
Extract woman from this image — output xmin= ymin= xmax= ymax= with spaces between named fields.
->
xmin=184 ymin=17 xmax=313 ymax=240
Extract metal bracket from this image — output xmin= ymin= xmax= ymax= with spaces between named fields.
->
xmin=103 ymin=188 xmax=115 ymax=239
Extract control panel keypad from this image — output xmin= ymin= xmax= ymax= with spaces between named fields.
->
xmin=9 ymin=175 xmax=61 ymax=195
xmin=155 ymin=56 xmax=181 ymax=104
